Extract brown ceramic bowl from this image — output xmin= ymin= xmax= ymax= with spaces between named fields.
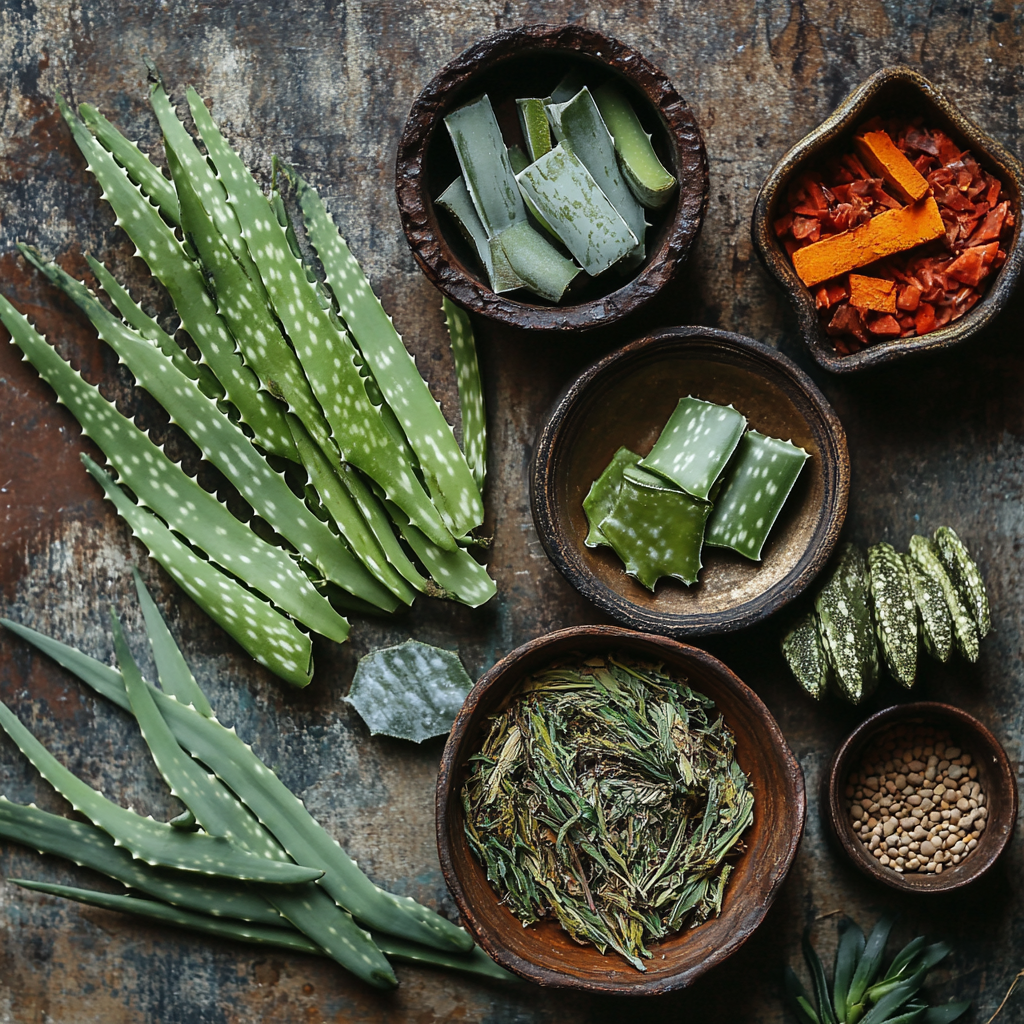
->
xmin=530 ymin=327 xmax=849 ymax=636
xmin=822 ymin=702 xmax=1018 ymax=893
xmin=436 ymin=625 xmax=805 ymax=993
xmin=752 ymin=65 xmax=1024 ymax=373
xmin=395 ymin=24 xmax=708 ymax=331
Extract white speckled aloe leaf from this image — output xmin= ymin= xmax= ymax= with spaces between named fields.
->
xmin=346 ymin=641 xmax=473 ymax=743
xmin=704 ymin=430 xmax=809 ymax=561
xmin=781 ymin=611 xmax=830 ymax=700
xmin=639 ymin=397 xmax=747 ymax=500
xmin=442 ymin=298 xmax=487 ymax=494
xmin=495 ymin=220 xmax=580 ymax=303
xmin=903 ymin=553 xmax=953 ymax=664
xmin=867 ymin=542 xmax=917 ymax=688
xmin=908 ymin=535 xmax=978 ymax=662
xmin=583 ymin=447 xmax=641 ymax=548
xmin=934 ymin=526 xmax=990 ymax=637
xmin=436 ymin=175 xmax=504 ymax=286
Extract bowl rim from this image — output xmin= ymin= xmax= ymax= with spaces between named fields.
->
xmin=821 ymin=700 xmax=1019 ymax=893
xmin=529 ymin=325 xmax=850 ymax=635
xmin=751 ymin=64 xmax=1024 ymax=373
xmin=436 ymin=624 xmax=806 ymax=994
xmin=395 ymin=22 xmax=709 ymax=331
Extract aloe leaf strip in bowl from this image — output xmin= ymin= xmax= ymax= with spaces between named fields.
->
xmin=516 ymin=98 xmax=552 ymax=162
xmin=436 ymin=176 xmax=512 ymax=288
xmin=442 ymin=297 xmax=487 ymax=493
xmin=495 ymin=221 xmax=580 ymax=302
xmin=908 ymin=535 xmax=978 ymax=662
xmin=582 ymin=446 xmax=642 ymax=548
xmin=505 ymin=145 xmax=560 ymax=239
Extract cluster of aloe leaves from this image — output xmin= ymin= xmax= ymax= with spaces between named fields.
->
xmin=0 ymin=70 xmax=493 ymax=688
xmin=0 ymin=573 xmax=510 ymax=987
xmin=782 ymin=527 xmax=990 ymax=704
xmin=787 ymin=913 xmax=969 ymax=1024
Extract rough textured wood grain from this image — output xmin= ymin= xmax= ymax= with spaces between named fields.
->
xmin=1 ymin=2 xmax=1023 ymax=1021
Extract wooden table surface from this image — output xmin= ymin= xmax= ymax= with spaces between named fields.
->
xmin=1 ymin=2 xmax=1022 ymax=1021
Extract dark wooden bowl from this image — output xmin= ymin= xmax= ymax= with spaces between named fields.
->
xmin=436 ymin=625 xmax=805 ymax=993
xmin=530 ymin=327 xmax=849 ymax=636
xmin=822 ymin=702 xmax=1018 ymax=893
xmin=395 ymin=24 xmax=708 ymax=331
xmin=752 ymin=65 xmax=1024 ymax=373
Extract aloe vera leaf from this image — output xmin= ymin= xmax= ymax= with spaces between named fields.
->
xmin=442 ymin=298 xmax=487 ymax=494
xmin=0 ymin=798 xmax=284 ymax=924
xmin=83 ymin=455 xmax=317 ymax=686
xmin=506 ymin=145 xmax=560 ymax=239
xmin=444 ymin=95 xmax=526 ymax=238
xmin=286 ymin=165 xmax=485 ymax=539
xmin=848 ymin=914 xmax=897 ymax=1009
xmin=495 ymin=220 xmax=580 ymax=303
xmin=548 ymin=70 xmax=589 ymax=106
xmin=785 ymin=964 xmax=823 ymax=1024
xmin=704 ymin=430 xmax=809 ymax=560
xmin=436 ymin=176 xmax=501 ymax=287
xmin=582 ymin=447 xmax=642 ymax=548
xmin=858 ymin=969 xmax=928 ymax=1024
xmin=781 ymin=611 xmax=830 ymax=700
xmin=934 ymin=527 xmax=990 ymax=637
xmin=880 ymin=936 xmax=927 ymax=985
xmin=867 ymin=542 xmax=918 ymax=687
xmin=592 ymin=83 xmax=677 ymax=209
xmin=345 ymin=641 xmax=473 ymax=743
xmin=78 ymin=101 xmax=180 ymax=225
xmin=908 ymin=536 xmax=978 ymax=662
xmin=546 ymin=86 xmax=646 ymax=259
xmin=639 ymin=397 xmax=747 ymax=500
xmin=902 ymin=554 xmax=953 ymax=663
xmin=803 ymin=929 xmax=840 ymax=1024
xmin=57 ymin=95 xmax=298 ymax=463
xmin=598 ymin=476 xmax=712 ymax=589
xmin=835 ymin=918 xmax=867 ymax=1019
xmin=515 ymin=143 xmax=638 ymax=275
xmin=186 ymin=92 xmax=458 ymax=554
xmin=516 ymin=98 xmax=552 ymax=162
xmin=922 ymin=1002 xmax=971 ymax=1023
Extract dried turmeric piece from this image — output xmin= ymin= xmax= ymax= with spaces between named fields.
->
xmin=792 ymin=197 xmax=945 ymax=287
xmin=854 ymin=130 xmax=931 ymax=203
xmin=848 ymin=274 xmax=897 ymax=313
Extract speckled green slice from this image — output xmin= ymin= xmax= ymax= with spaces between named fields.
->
xmin=437 ymin=176 xmax=511 ymax=288
xmin=495 ymin=221 xmax=580 ymax=303
xmin=781 ymin=611 xmax=830 ymax=700
xmin=599 ymin=478 xmax=712 ymax=590
xmin=507 ymin=146 xmax=559 ymax=240
xmin=638 ymin=397 xmax=747 ymax=501
xmin=934 ymin=526 xmax=990 ymax=638
xmin=517 ymin=98 xmax=552 ymax=162
xmin=704 ymin=430 xmax=808 ymax=561
xmin=909 ymin=535 xmax=978 ymax=662
xmin=867 ymin=542 xmax=918 ymax=688
xmin=582 ymin=447 xmax=641 ymax=548
xmin=622 ymin=464 xmax=685 ymax=492
xmin=904 ymin=553 xmax=953 ymax=663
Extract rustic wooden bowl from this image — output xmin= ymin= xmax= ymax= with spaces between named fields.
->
xmin=530 ymin=327 xmax=849 ymax=636
xmin=395 ymin=23 xmax=708 ymax=331
xmin=436 ymin=625 xmax=805 ymax=993
xmin=752 ymin=65 xmax=1024 ymax=373
xmin=822 ymin=702 xmax=1018 ymax=893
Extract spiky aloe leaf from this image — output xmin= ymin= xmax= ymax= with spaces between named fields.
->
xmin=582 ymin=447 xmax=642 ymax=548
xmin=442 ymin=298 xmax=487 ymax=494
xmin=803 ymin=928 xmax=840 ymax=1024
xmin=934 ymin=527 xmax=990 ymax=638
xmin=848 ymin=914 xmax=897 ymax=1012
xmin=908 ymin=535 xmax=978 ymax=662
xmin=186 ymin=89 xmax=458 ymax=554
xmin=781 ymin=611 xmax=830 ymax=700
xmin=57 ymin=93 xmax=298 ymax=462
xmin=904 ymin=553 xmax=953 ymax=663
xmin=867 ymin=541 xmax=918 ymax=688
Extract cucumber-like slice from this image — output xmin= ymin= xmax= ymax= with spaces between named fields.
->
xmin=934 ymin=526 xmax=990 ymax=638
xmin=867 ymin=542 xmax=918 ymax=688
xmin=908 ymin=535 xmax=979 ymax=662
xmin=903 ymin=553 xmax=953 ymax=663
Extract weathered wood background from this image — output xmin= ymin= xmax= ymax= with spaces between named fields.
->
xmin=2 ymin=2 xmax=1023 ymax=1021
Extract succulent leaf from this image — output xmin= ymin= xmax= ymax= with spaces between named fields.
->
xmin=903 ymin=553 xmax=953 ymax=663
xmin=933 ymin=527 xmax=990 ymax=637
xmin=582 ymin=447 xmax=642 ymax=548
xmin=867 ymin=542 xmax=918 ymax=687
xmin=781 ymin=611 xmax=831 ymax=700
xmin=441 ymin=298 xmax=487 ymax=494
xmin=908 ymin=535 xmax=978 ymax=662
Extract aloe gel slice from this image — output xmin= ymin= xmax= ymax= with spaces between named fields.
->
xmin=639 ymin=397 xmax=747 ymax=500
xmin=582 ymin=447 xmax=641 ymax=548
xmin=495 ymin=221 xmax=580 ymax=302
xmin=704 ymin=430 xmax=809 ymax=561
xmin=598 ymin=477 xmax=712 ymax=589
xmin=437 ymin=177 xmax=502 ymax=288
xmin=517 ymin=98 xmax=552 ymax=161
xmin=515 ymin=144 xmax=638 ymax=275
xmin=506 ymin=145 xmax=559 ymax=239
xmin=592 ymin=83 xmax=678 ymax=209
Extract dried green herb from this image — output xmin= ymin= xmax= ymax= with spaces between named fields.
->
xmin=461 ymin=653 xmax=754 ymax=971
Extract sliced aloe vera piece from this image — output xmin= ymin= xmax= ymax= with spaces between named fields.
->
xmin=582 ymin=447 xmax=641 ymax=548
xmin=444 ymin=94 xmax=526 ymax=238
xmin=592 ymin=83 xmax=677 ymax=209
xmin=781 ymin=612 xmax=830 ymax=700
xmin=517 ymin=97 xmax=552 ymax=161
xmin=904 ymin=553 xmax=953 ymax=663
xmin=867 ymin=542 xmax=918 ymax=688
xmin=704 ymin=431 xmax=809 ymax=561
xmin=934 ymin=527 xmax=990 ymax=637
xmin=515 ymin=144 xmax=638 ymax=275
xmin=548 ymin=69 xmax=588 ymax=105
xmin=908 ymin=535 xmax=978 ymax=662
xmin=598 ymin=476 xmax=712 ymax=589
xmin=546 ymin=86 xmax=646 ymax=260
xmin=506 ymin=145 xmax=560 ymax=239
xmin=437 ymin=176 xmax=506 ymax=288
xmin=495 ymin=221 xmax=580 ymax=302
xmin=442 ymin=298 xmax=487 ymax=493
xmin=639 ymin=397 xmax=747 ymax=500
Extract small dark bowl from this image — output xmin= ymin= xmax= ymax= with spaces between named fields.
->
xmin=530 ymin=326 xmax=849 ymax=636
xmin=437 ymin=625 xmax=805 ymax=994
xmin=752 ymin=65 xmax=1024 ymax=373
xmin=822 ymin=702 xmax=1018 ymax=893
xmin=395 ymin=24 xmax=708 ymax=331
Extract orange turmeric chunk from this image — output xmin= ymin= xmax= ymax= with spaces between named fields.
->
xmin=848 ymin=274 xmax=897 ymax=313
xmin=854 ymin=130 xmax=931 ymax=203
xmin=792 ymin=198 xmax=945 ymax=287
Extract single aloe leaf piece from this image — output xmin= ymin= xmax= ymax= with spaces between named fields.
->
xmin=903 ymin=553 xmax=953 ymax=663
xmin=786 ymin=965 xmax=823 ymax=1024
xmin=495 ymin=220 xmax=580 ymax=302
xmin=881 ymin=936 xmax=927 ymax=984
xmin=437 ymin=176 xmax=501 ymax=287
xmin=933 ymin=527 xmax=990 ymax=637
xmin=908 ymin=535 xmax=978 ymax=662
xmin=506 ymin=145 xmax=560 ymax=239
xmin=781 ymin=611 xmax=831 ymax=700
xmin=517 ymin=98 xmax=552 ymax=161
xmin=835 ymin=918 xmax=867 ymax=1019
xmin=373 ymin=932 xmax=515 ymax=982
xmin=442 ymin=298 xmax=487 ymax=494
xmin=582 ymin=447 xmax=642 ymax=548
xmin=548 ymin=70 xmax=588 ymax=105
xmin=848 ymin=914 xmax=897 ymax=1009
xmin=867 ymin=542 xmax=918 ymax=687
xmin=705 ymin=430 xmax=809 ymax=560
xmin=592 ymin=83 xmax=678 ymax=209
xmin=858 ymin=969 xmax=928 ymax=1024
xmin=345 ymin=641 xmax=474 ymax=743
xmin=515 ymin=143 xmax=638 ymax=275
xmin=286 ymin=164 xmax=484 ymax=539
xmin=803 ymin=929 xmax=840 ymax=1024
